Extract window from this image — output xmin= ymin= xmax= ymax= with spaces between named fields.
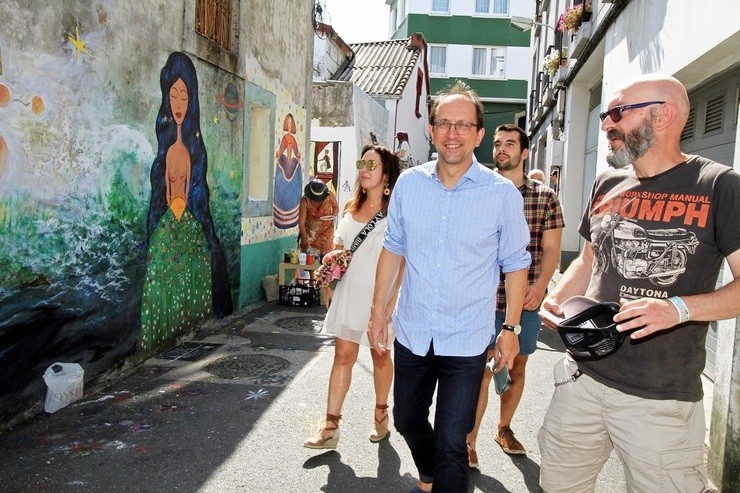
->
xmin=432 ymin=0 xmax=449 ymax=14
xmin=243 ymin=82 xmax=277 ymax=217
xmin=430 ymin=45 xmax=447 ymax=75
xmin=475 ymin=0 xmax=509 ymax=15
xmin=195 ymin=0 xmax=232 ymax=51
xmin=184 ymin=0 xmax=239 ymax=73
xmin=248 ymin=105 xmax=270 ymax=202
xmin=472 ymin=47 xmax=505 ymax=78
xmin=493 ymin=0 xmax=508 ymax=14
xmin=398 ymin=0 xmax=406 ymax=24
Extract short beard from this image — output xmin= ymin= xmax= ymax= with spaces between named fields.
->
xmin=494 ymin=155 xmax=520 ymax=172
xmin=606 ymin=117 xmax=655 ymax=169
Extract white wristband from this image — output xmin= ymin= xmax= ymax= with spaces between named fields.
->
xmin=668 ymin=296 xmax=690 ymax=324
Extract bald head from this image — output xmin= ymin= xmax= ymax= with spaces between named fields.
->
xmin=613 ymin=73 xmax=690 ymax=131
xmin=528 ymin=169 xmax=545 ymax=181
xmin=604 ymin=73 xmax=691 ymax=173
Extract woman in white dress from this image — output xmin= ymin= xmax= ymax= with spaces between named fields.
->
xmin=303 ymin=145 xmax=402 ymax=449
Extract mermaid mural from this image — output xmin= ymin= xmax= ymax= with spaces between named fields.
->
xmin=141 ymin=52 xmax=233 ymax=350
xmin=273 ymin=113 xmax=302 ymax=229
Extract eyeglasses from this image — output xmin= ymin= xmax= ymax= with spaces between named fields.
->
xmin=432 ymin=121 xmax=477 ymax=135
xmin=599 ymin=101 xmax=665 ymax=123
xmin=356 ymin=159 xmax=378 ymax=171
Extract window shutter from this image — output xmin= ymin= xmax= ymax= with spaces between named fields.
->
xmin=681 ymin=106 xmax=696 ymax=142
xmin=704 ymin=95 xmax=724 ymax=134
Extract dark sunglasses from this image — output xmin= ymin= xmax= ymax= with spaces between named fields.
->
xmin=598 ymin=101 xmax=665 ymax=123
xmin=356 ymin=159 xmax=378 ymax=171
xmin=557 ymin=302 xmax=627 ymax=359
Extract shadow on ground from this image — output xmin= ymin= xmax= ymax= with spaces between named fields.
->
xmin=0 ymin=303 xmax=331 ymax=492
xmin=303 ymin=440 xmax=418 ymax=492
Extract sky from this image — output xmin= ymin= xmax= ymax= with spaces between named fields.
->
xmin=320 ymin=0 xmax=390 ymax=44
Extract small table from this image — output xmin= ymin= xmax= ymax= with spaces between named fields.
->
xmin=278 ymin=262 xmax=320 ymax=285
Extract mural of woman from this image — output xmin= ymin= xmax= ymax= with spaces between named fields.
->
xmin=273 ymin=113 xmax=302 ymax=229
xmin=141 ymin=51 xmax=233 ymax=350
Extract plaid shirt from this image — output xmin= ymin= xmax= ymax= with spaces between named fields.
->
xmin=496 ymin=175 xmax=565 ymax=311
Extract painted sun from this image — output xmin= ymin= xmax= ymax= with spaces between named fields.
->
xmin=0 ymin=84 xmax=10 ymax=107
xmin=31 ymin=96 xmax=45 ymax=115
xmin=0 ymin=134 xmax=7 ymax=177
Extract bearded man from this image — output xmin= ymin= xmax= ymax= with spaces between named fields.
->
xmin=538 ymin=73 xmax=740 ymax=492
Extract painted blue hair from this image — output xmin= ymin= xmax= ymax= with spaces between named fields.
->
xmin=147 ymin=51 xmax=232 ymax=317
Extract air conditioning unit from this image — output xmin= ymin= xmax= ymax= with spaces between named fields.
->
xmin=547 ymin=138 xmax=564 ymax=167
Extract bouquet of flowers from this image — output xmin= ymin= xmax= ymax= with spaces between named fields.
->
xmin=315 ymin=249 xmax=353 ymax=289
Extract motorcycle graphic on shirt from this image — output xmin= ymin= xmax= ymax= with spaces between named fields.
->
xmin=594 ymin=214 xmax=699 ymax=287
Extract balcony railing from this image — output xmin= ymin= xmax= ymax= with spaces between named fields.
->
xmin=569 ymin=20 xmax=593 ymax=59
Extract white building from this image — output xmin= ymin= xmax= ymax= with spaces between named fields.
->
xmin=312 ymin=24 xmax=430 ymax=211
xmin=523 ymin=1 xmax=739 ymax=489
xmin=387 ymin=0 xmax=533 ymax=164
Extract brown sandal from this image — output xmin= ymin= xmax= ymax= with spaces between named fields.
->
xmin=369 ymin=404 xmax=390 ymax=443
xmin=303 ymin=413 xmax=341 ymax=449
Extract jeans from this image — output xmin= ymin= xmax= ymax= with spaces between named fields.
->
xmin=393 ymin=340 xmax=486 ymax=493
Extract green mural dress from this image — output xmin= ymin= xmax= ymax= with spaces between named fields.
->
xmin=140 ymin=203 xmax=212 ymax=350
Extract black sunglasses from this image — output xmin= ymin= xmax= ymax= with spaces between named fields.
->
xmin=599 ymin=101 xmax=665 ymax=123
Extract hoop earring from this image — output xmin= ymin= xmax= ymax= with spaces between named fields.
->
xmin=383 ymin=184 xmax=390 ymax=196
xmin=362 ymin=188 xmax=366 ymax=194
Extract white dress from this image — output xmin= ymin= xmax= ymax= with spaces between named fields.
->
xmin=322 ymin=213 xmax=395 ymax=347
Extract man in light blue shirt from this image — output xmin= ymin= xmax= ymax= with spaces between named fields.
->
xmin=368 ymin=81 xmax=531 ymax=493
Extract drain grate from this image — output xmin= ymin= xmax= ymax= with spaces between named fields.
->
xmin=203 ymin=354 xmax=290 ymax=379
xmin=274 ymin=316 xmax=324 ymax=333
xmin=157 ymin=342 xmax=223 ymax=362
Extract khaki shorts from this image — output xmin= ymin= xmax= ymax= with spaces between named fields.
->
xmin=538 ymin=355 xmax=708 ymax=493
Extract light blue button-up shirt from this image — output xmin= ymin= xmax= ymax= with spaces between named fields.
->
xmin=384 ymin=160 xmax=531 ymax=357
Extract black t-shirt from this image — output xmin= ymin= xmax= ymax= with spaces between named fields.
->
xmin=577 ymin=155 xmax=740 ymax=401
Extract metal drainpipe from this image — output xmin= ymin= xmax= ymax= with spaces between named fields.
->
xmin=393 ymin=99 xmax=400 ymax=150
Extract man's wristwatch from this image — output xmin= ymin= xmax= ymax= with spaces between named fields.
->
xmin=502 ymin=324 xmax=521 ymax=335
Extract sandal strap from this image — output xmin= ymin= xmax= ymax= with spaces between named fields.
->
xmin=324 ymin=413 xmax=341 ymax=429
xmin=374 ymin=405 xmax=389 ymax=425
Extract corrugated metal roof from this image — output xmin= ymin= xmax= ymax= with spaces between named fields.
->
xmin=334 ymin=38 xmax=420 ymax=97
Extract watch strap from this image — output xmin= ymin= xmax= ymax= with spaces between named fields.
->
xmin=502 ymin=323 xmax=521 ymax=335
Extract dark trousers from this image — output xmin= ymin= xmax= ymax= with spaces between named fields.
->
xmin=393 ymin=340 xmax=486 ymax=493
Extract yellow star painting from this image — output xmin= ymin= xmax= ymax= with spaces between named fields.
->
xmin=67 ymin=25 xmax=94 ymax=60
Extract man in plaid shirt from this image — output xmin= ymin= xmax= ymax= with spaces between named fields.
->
xmin=467 ymin=124 xmax=565 ymax=464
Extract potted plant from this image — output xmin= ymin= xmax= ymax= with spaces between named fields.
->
xmin=544 ymin=48 xmax=568 ymax=76
xmin=557 ymin=2 xmax=592 ymax=35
